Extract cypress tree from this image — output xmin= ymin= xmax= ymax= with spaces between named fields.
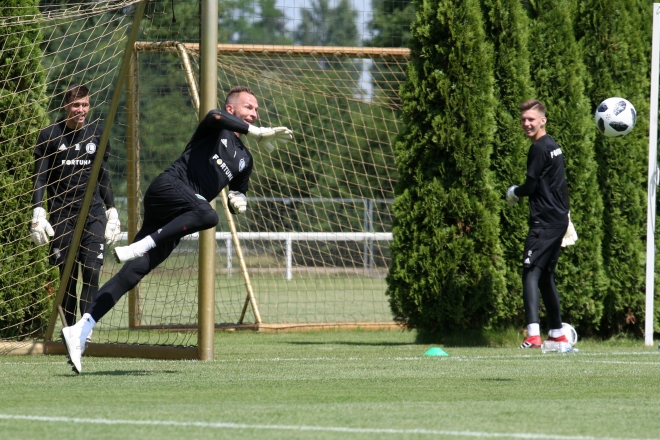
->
xmin=0 ymin=1 xmax=56 ymax=338
xmin=482 ymin=0 xmax=535 ymax=328
xmin=386 ymin=0 xmax=506 ymax=335
xmin=577 ymin=0 xmax=650 ymax=337
xmin=526 ymin=0 xmax=607 ymax=334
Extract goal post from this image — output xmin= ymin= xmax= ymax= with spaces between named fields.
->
xmin=129 ymin=41 xmax=407 ymax=330
xmin=645 ymin=3 xmax=660 ymax=347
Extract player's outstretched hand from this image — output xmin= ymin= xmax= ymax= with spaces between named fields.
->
xmin=105 ymin=207 xmax=121 ymax=246
xmin=506 ymin=185 xmax=519 ymax=207
xmin=247 ymin=125 xmax=293 ymax=152
xmin=30 ymin=207 xmax=54 ymax=245
xmin=228 ymin=191 xmax=247 ymax=214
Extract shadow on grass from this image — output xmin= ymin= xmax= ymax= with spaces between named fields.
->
xmin=285 ymin=341 xmax=414 ymax=347
xmin=80 ymin=370 xmax=180 ymax=376
xmin=416 ymin=327 xmax=523 ymax=348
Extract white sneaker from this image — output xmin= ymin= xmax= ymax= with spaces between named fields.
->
xmin=61 ymin=326 xmax=84 ymax=374
xmin=113 ymin=244 xmax=144 ymax=263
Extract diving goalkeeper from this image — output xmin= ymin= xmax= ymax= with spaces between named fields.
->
xmin=61 ymin=85 xmax=292 ymax=373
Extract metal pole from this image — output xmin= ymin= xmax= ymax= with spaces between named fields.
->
xmin=286 ymin=237 xmax=292 ymax=281
xmin=368 ymin=199 xmax=374 ymax=273
xmin=45 ymin=1 xmax=147 ymax=341
xmin=645 ymin=4 xmax=660 ymax=347
xmin=363 ymin=199 xmax=368 ymax=273
xmin=197 ymin=0 xmax=218 ymax=361
xmin=126 ymin=46 xmax=142 ymax=328
xmin=226 ymin=237 xmax=232 ymax=275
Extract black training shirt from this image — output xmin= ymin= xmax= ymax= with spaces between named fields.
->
xmin=521 ymin=134 xmax=569 ymax=229
xmin=164 ymin=109 xmax=254 ymax=202
xmin=32 ymin=120 xmax=114 ymax=220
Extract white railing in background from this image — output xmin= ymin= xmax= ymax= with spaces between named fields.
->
xmin=115 ymin=232 xmax=393 ymax=280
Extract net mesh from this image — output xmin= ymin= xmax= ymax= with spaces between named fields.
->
xmin=1 ymin=0 xmax=408 ymax=350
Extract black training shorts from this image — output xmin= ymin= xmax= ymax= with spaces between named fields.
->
xmin=522 ymin=227 xmax=567 ymax=272
xmin=49 ymin=213 xmax=106 ymax=268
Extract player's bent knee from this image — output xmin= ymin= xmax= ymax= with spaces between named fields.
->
xmin=197 ymin=207 xmax=219 ymax=229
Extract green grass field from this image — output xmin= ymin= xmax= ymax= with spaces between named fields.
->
xmin=2 ymin=330 xmax=660 ymax=440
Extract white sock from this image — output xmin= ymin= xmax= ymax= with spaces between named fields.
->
xmin=527 ymin=323 xmax=540 ymax=337
xmin=131 ymin=235 xmax=156 ymax=253
xmin=77 ymin=313 xmax=96 ymax=341
xmin=549 ymin=328 xmax=564 ymax=338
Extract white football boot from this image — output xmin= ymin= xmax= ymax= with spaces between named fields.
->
xmin=66 ymin=329 xmax=92 ymax=363
xmin=113 ymin=244 xmax=144 ymax=263
xmin=61 ymin=325 xmax=85 ymax=374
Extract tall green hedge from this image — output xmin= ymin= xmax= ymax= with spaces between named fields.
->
xmin=386 ymin=0 xmax=506 ymax=335
xmin=387 ymin=0 xmax=635 ymax=336
xmin=482 ymin=0 xmax=535 ymax=328
xmin=577 ymin=0 xmax=650 ymax=337
xmin=0 ymin=0 xmax=56 ymax=338
xmin=523 ymin=0 xmax=607 ymax=334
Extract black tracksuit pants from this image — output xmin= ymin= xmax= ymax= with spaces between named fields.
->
xmin=50 ymin=212 xmax=105 ymax=326
xmin=86 ymin=173 xmax=219 ymax=323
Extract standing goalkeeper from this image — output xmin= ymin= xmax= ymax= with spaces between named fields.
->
xmin=61 ymin=85 xmax=292 ymax=373
xmin=506 ymin=99 xmax=577 ymax=349
xmin=31 ymin=84 xmax=120 ymax=328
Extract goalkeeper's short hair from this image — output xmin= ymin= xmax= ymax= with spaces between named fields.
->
xmin=225 ymin=85 xmax=255 ymax=107
xmin=64 ymin=84 xmax=90 ymax=104
xmin=519 ymin=99 xmax=546 ymax=116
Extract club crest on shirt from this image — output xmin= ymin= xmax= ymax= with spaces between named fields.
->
xmin=85 ymin=142 xmax=97 ymax=154
xmin=239 ymin=158 xmax=246 ymax=172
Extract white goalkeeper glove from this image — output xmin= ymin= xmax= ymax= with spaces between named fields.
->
xmin=105 ymin=207 xmax=121 ymax=246
xmin=247 ymin=125 xmax=293 ymax=152
xmin=30 ymin=207 xmax=54 ymax=246
xmin=506 ymin=185 xmax=519 ymax=207
xmin=227 ymin=191 xmax=248 ymax=214
xmin=562 ymin=213 xmax=578 ymax=247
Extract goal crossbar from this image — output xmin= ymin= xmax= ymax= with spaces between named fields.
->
xmin=134 ymin=42 xmax=410 ymax=59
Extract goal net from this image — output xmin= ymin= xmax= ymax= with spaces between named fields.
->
xmin=1 ymin=0 xmax=407 ymax=356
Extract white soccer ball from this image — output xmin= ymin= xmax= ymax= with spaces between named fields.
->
xmin=562 ymin=323 xmax=578 ymax=345
xmin=594 ymin=97 xmax=636 ymax=137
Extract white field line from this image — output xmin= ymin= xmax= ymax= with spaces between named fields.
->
xmin=0 ymin=414 xmax=656 ymax=440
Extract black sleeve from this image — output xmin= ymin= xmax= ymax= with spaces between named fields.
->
xmin=526 ymin=142 xmax=546 ymax=181
xmin=513 ymin=175 xmax=537 ymax=198
xmin=32 ymin=129 xmax=51 ymax=209
xmin=98 ymin=134 xmax=115 ymax=209
xmin=228 ymin=157 xmax=253 ymax=195
xmin=561 ymin=180 xmax=570 ymax=212
xmin=189 ymin=109 xmax=250 ymax=145
xmin=227 ymin=154 xmax=253 ymax=215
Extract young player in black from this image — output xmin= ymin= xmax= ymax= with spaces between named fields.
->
xmin=506 ymin=99 xmax=577 ymax=349
xmin=31 ymin=84 xmax=120 ymax=328
xmin=61 ymin=85 xmax=292 ymax=373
